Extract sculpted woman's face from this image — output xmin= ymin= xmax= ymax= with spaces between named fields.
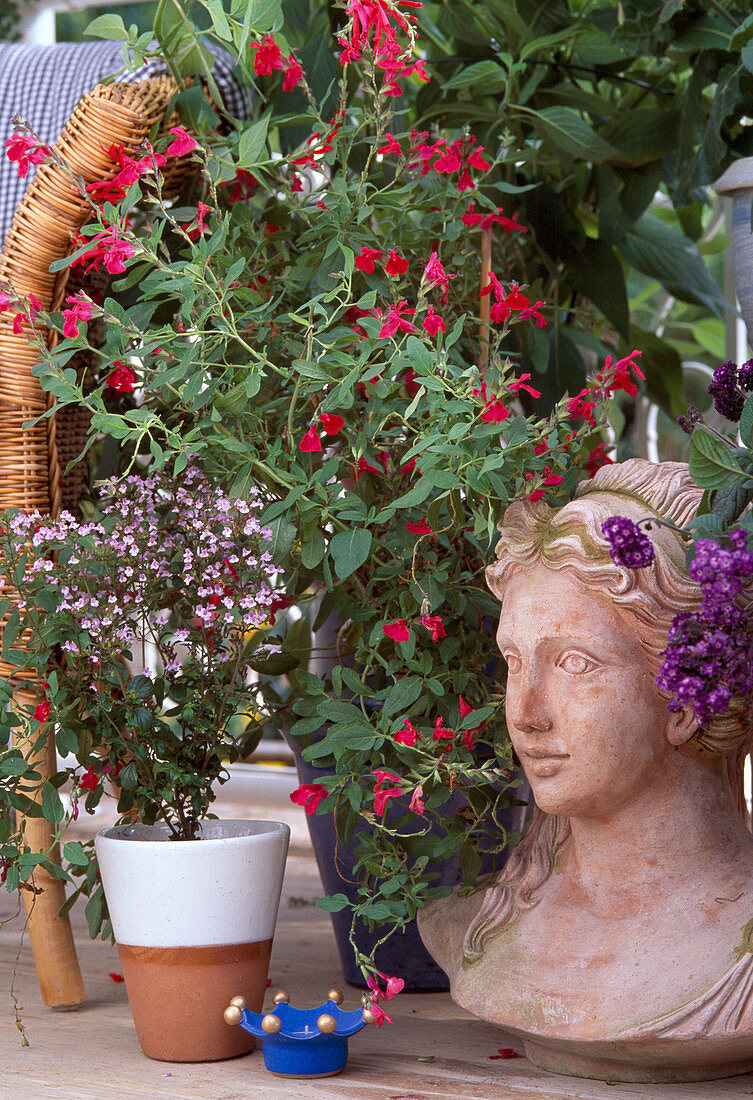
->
xmin=497 ymin=564 xmax=678 ymax=820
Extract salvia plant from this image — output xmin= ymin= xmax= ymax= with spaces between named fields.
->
xmin=0 ymin=0 xmax=738 ymax=985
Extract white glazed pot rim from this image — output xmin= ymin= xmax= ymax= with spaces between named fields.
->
xmin=97 ymin=818 xmax=290 ymax=846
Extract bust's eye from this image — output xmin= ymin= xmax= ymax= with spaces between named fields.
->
xmin=503 ymin=652 xmax=522 ymax=675
xmin=557 ymin=651 xmax=598 ymax=676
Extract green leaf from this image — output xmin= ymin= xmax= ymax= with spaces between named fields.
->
xmin=317 ymin=892 xmax=350 ymax=912
xmin=382 ymin=677 xmax=422 ymax=719
xmin=711 ymin=482 xmax=753 ymax=527
xmin=301 ymin=528 xmax=326 ymax=569
xmin=84 ymin=13 xmax=129 ymax=39
xmin=741 ymin=395 xmax=753 ymax=448
xmin=154 ymin=0 xmax=215 ymax=78
xmin=329 ymin=528 xmax=372 ymax=580
xmin=42 ymin=781 xmax=64 ymax=825
xmin=442 ymin=60 xmax=507 ymax=94
xmin=689 ymin=431 xmax=746 ymax=490
xmin=237 ymin=115 xmax=271 ymax=168
xmin=601 ymin=109 xmax=681 ymax=166
xmin=526 ymin=106 xmax=618 ymax=164
xmin=267 ymin=517 xmax=297 ymax=566
xmin=63 ymin=841 xmax=90 ymax=868
xmin=619 ymin=215 xmax=727 ymax=317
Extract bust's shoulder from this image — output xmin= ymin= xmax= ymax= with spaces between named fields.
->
xmin=417 ymin=885 xmax=487 ymax=979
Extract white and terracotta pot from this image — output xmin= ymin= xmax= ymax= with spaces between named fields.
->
xmin=95 ymin=819 xmax=290 ymax=1062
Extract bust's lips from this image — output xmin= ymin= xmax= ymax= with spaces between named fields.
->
xmin=523 ymin=749 xmax=570 ymax=760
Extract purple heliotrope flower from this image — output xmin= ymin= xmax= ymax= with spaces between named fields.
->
xmin=657 ymin=530 xmax=753 ymax=726
xmin=601 ymin=516 xmax=655 ymax=569
xmin=707 ymin=359 xmax=753 ymax=422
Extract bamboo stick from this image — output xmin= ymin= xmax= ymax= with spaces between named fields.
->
xmin=478 ymin=225 xmax=493 ymax=376
xmin=15 ymin=691 xmax=85 ymax=1008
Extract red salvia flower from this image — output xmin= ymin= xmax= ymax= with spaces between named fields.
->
xmin=290 ymin=783 xmax=329 ymax=815
xmin=299 ymin=426 xmax=323 ymax=452
xmin=319 ymin=412 xmax=344 ymax=435
xmin=165 ymin=126 xmax=197 ymax=157
xmin=107 ymin=363 xmax=137 ymax=393
xmin=393 ymin=719 xmax=418 ymax=746
xmin=382 ymin=619 xmax=410 ymax=641
xmin=384 ymin=248 xmax=409 ymax=276
xmin=355 ymin=246 xmax=383 ymax=273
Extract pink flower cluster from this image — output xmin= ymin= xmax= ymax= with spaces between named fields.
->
xmin=10 ymin=464 xmax=278 ymax=677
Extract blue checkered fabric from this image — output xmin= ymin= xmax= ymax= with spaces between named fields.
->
xmin=0 ymin=40 xmax=249 ymax=249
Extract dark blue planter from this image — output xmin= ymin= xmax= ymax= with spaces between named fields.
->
xmin=285 ymin=732 xmax=528 ymax=992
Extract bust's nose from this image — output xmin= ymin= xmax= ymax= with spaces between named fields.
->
xmin=506 ymin=673 xmax=553 ymax=734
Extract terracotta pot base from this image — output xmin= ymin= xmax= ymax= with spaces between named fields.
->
xmin=118 ymin=938 xmax=273 ymax=1062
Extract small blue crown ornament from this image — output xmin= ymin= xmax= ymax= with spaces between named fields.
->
xmin=223 ymin=988 xmax=374 ymax=1078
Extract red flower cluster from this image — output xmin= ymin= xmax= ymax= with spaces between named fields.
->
xmin=382 ymin=618 xmax=410 ymax=641
xmin=70 ymin=224 xmax=136 ymax=276
xmin=79 ymin=766 xmax=99 ymax=792
xmin=524 ymin=465 xmax=565 ymax=502
xmin=422 ymin=305 xmax=445 ymax=336
xmin=62 ymin=293 xmax=95 ymax=339
xmin=419 ymin=614 xmax=445 ymax=642
xmin=291 ymin=109 xmax=344 ymax=168
xmin=461 ymin=202 xmax=527 ymax=235
xmin=107 ymin=362 xmax=138 ymax=394
xmin=473 ymin=380 xmax=509 ymax=424
xmin=86 ymin=141 xmax=168 ymax=206
xmin=586 ymin=442 xmax=615 ymax=476
xmin=290 ymin=782 xmax=328 ymax=815
xmin=222 ymin=169 xmax=258 ymax=204
xmin=398 ymin=131 xmax=490 ymax=191
xmin=250 ymin=34 xmax=304 ymax=91
xmin=384 ymin=248 xmax=409 ymax=276
xmin=4 ymin=132 xmax=51 ymax=178
xmin=378 ymin=299 xmax=415 ymax=338
xmin=340 ymin=0 xmax=422 ymax=64
xmin=567 ymin=351 xmax=644 ymax=426
xmin=479 ymin=273 xmax=546 ymax=327
xmin=33 ymin=701 xmax=50 ymax=722
xmin=373 ymin=769 xmax=402 ymax=814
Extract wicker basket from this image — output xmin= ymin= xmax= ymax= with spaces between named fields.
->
xmin=0 ymin=75 xmax=190 ymax=1011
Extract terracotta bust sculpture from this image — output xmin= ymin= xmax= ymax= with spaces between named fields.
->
xmin=419 ymin=459 xmax=753 ymax=1083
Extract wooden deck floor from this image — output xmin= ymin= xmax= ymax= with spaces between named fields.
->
xmin=2 ymin=795 xmax=753 ymax=1100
